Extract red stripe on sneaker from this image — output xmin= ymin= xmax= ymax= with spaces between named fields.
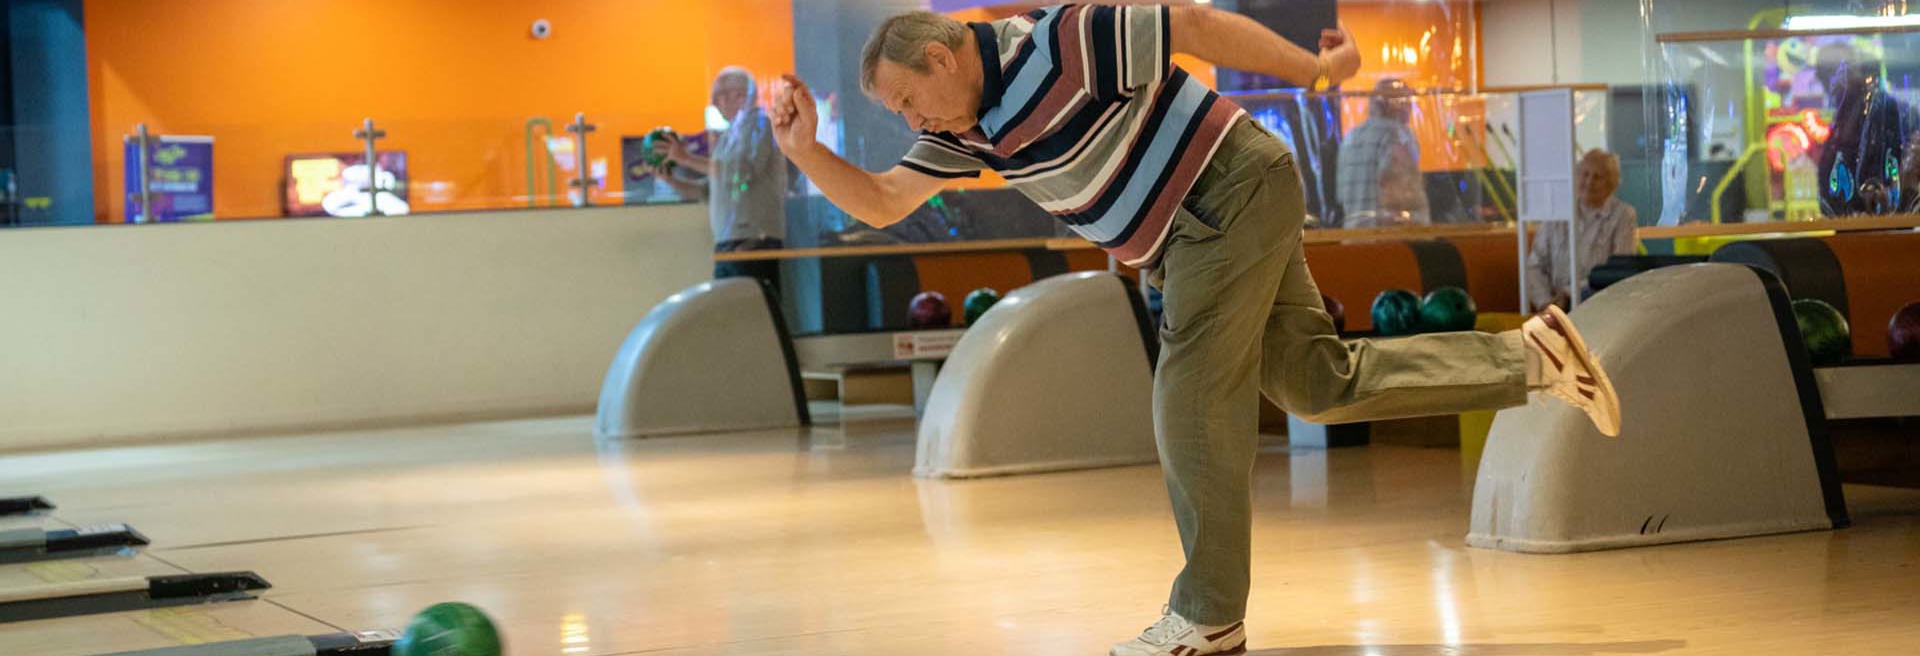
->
xmin=1205 ymin=623 xmax=1242 ymax=642
xmin=1543 ymin=312 xmax=1565 ymax=332
xmin=1528 ymin=333 xmax=1567 ymax=372
xmin=1172 ymin=646 xmax=1188 ymax=656
xmin=1577 ymin=375 xmax=1596 ymax=385
xmin=1579 ymin=387 xmax=1596 ymax=400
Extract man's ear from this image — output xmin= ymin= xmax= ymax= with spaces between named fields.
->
xmin=926 ymin=42 xmax=956 ymax=73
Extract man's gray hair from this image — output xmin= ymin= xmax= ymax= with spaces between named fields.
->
xmin=715 ymin=66 xmax=755 ymax=96
xmin=1578 ymin=148 xmax=1621 ymax=181
xmin=860 ymin=10 xmax=969 ymax=95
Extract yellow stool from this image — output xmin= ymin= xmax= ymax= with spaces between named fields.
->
xmin=1461 ymin=312 xmax=1526 ymax=479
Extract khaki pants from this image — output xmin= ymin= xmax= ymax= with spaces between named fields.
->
xmin=1149 ymin=120 xmax=1529 ymax=624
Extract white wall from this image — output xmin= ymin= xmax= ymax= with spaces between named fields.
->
xmin=1483 ymin=0 xmax=1790 ymax=87
xmin=1481 ymin=0 xmax=1585 ymax=87
xmin=0 ymin=205 xmax=713 ymax=452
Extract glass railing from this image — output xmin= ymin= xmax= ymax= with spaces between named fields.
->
xmin=1650 ymin=7 xmax=1920 ymax=226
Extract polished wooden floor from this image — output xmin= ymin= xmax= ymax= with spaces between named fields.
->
xmin=0 ymin=407 xmax=1916 ymax=655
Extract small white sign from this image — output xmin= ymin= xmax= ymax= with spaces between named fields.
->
xmin=892 ymin=332 xmax=961 ymax=360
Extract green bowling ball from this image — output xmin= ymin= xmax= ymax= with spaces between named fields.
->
xmin=962 ymin=288 xmax=1002 ymax=326
xmin=1371 ymin=289 xmax=1423 ymax=336
xmin=641 ymin=127 xmax=679 ymax=172
xmin=1791 ymin=298 xmax=1851 ymax=366
xmin=1419 ymin=286 xmax=1478 ymax=333
xmin=392 ymin=602 xmax=503 ymax=656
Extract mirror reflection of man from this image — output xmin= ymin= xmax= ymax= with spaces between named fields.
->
xmin=1336 ymin=77 xmax=1428 ymax=228
xmin=648 ymin=67 xmax=789 ymax=291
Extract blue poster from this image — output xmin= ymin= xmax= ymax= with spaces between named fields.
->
xmin=125 ymin=135 xmax=214 ymax=223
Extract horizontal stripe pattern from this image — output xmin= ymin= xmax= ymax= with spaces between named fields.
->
xmin=899 ymin=4 xmax=1243 ymax=267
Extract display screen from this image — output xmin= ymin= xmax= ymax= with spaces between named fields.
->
xmin=283 ymin=151 xmax=410 ymax=217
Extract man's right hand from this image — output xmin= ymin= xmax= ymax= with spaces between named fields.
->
xmin=770 ymin=74 xmax=820 ymax=156
xmin=1318 ymin=23 xmax=1362 ymax=84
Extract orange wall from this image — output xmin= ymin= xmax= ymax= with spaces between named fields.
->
xmin=86 ymin=0 xmax=794 ymax=222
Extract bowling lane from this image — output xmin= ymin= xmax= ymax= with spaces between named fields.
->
xmin=0 ymin=515 xmax=50 ymax=532
xmin=0 ymin=601 xmax=335 ymax=656
xmin=0 ymin=419 xmax=632 ymax=548
xmin=0 ymin=553 xmax=182 ymax=591
xmin=2 ymin=413 xmax=1919 ymax=655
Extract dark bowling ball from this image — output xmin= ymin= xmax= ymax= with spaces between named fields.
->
xmin=1419 ymin=286 xmax=1478 ymax=333
xmin=962 ymin=288 xmax=1001 ymax=327
xmin=1889 ymin=301 xmax=1920 ymax=361
xmin=908 ymin=291 xmax=951 ymax=328
xmin=1371 ymin=289 xmax=1423 ymax=336
xmin=1792 ymin=298 xmax=1851 ymax=366
xmin=392 ymin=602 xmax=502 ymax=656
xmin=1320 ymin=294 xmax=1346 ymax=333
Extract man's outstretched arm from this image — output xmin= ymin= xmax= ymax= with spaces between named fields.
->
xmin=769 ymin=75 xmax=947 ymax=228
xmin=1168 ymin=6 xmax=1362 ymax=88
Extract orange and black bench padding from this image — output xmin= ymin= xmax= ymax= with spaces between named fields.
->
xmin=1711 ymin=231 xmax=1920 ymax=358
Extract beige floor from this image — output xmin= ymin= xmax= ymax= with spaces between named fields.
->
xmin=0 ymin=408 xmax=1916 ymax=655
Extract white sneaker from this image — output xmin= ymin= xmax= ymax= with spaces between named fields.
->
xmin=1110 ymin=607 xmax=1246 ymax=656
xmin=1523 ymin=304 xmax=1622 ymax=437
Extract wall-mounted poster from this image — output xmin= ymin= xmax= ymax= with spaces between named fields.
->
xmin=125 ymin=135 xmax=214 ymax=223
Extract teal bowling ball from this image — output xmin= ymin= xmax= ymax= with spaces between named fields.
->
xmin=1419 ymin=287 xmax=1478 ymax=333
xmin=1371 ymin=289 xmax=1423 ymax=336
xmin=1791 ymin=298 xmax=1851 ymax=366
xmin=392 ymin=602 xmax=503 ymax=656
xmin=962 ymin=288 xmax=1001 ymax=326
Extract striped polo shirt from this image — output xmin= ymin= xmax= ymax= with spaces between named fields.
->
xmin=899 ymin=4 xmax=1245 ymax=268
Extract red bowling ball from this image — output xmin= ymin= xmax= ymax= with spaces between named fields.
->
xmin=908 ymin=291 xmax=951 ymax=329
xmin=1321 ymin=294 xmax=1346 ymax=333
xmin=1890 ymin=301 xmax=1920 ymax=361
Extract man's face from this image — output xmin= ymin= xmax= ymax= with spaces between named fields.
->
xmin=871 ymin=45 xmax=976 ymax=133
xmin=1577 ymin=160 xmax=1617 ymax=207
xmin=712 ymin=83 xmax=749 ymax=120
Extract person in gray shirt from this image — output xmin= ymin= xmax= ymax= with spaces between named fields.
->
xmin=1335 ymin=77 xmax=1429 ymax=228
xmin=652 ymin=67 xmax=790 ymax=291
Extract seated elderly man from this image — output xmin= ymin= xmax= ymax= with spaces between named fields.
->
xmin=1526 ymin=149 xmax=1639 ymax=310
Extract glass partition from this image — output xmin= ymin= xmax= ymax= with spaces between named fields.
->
xmin=0 ymin=0 xmax=1700 ymax=250
xmin=1648 ymin=3 xmax=1920 ymax=225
